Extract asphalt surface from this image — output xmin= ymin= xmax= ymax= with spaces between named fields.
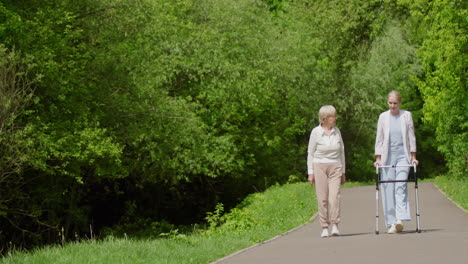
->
xmin=213 ymin=182 xmax=467 ymax=264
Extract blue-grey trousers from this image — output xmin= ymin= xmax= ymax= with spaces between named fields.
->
xmin=381 ymin=146 xmax=411 ymax=228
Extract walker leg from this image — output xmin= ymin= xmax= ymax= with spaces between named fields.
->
xmin=375 ymin=169 xmax=380 ymax=235
xmin=375 ymin=188 xmax=380 ymax=235
xmin=415 ymin=184 xmax=421 ymax=233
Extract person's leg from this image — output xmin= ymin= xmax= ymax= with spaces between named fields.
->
xmin=381 ymin=167 xmax=396 ymax=228
xmin=328 ymin=163 xmax=342 ymax=226
xmin=314 ymin=163 xmax=329 ymax=228
xmin=395 ymin=156 xmax=411 ymax=222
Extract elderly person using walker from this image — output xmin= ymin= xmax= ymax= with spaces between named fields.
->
xmin=307 ymin=105 xmax=346 ymax=238
xmin=374 ymin=90 xmax=418 ymax=234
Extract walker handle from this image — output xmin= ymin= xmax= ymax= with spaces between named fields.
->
xmin=377 ymin=164 xmax=417 ymax=168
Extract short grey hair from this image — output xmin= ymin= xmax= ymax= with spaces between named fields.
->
xmin=318 ymin=105 xmax=336 ymax=124
xmin=388 ymin=90 xmax=402 ymax=103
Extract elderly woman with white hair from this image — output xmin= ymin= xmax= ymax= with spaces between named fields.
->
xmin=307 ymin=105 xmax=346 ymax=238
xmin=374 ymin=90 xmax=418 ymax=234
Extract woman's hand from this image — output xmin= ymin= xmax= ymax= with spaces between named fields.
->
xmin=341 ymin=174 xmax=346 ymax=185
xmin=374 ymin=156 xmax=381 ymax=167
xmin=411 ymin=152 xmax=419 ymax=166
xmin=308 ymin=174 xmax=315 ymax=185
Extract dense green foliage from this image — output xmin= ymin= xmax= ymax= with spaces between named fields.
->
xmin=0 ymin=0 xmax=465 ymax=252
xmin=410 ymin=0 xmax=467 ymax=179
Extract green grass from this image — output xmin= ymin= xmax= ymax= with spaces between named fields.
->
xmin=1 ymin=182 xmax=320 ymax=264
xmin=433 ymin=175 xmax=468 ymax=212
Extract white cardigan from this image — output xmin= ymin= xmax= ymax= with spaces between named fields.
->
xmin=375 ymin=110 xmax=417 ymax=165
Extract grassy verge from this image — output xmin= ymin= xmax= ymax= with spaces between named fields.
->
xmin=0 ymin=182 xmax=312 ymax=264
xmin=1 ymin=182 xmax=366 ymax=264
xmin=433 ymin=175 xmax=468 ymax=212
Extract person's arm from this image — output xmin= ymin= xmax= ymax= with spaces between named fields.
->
xmin=374 ymin=114 xmax=384 ymax=167
xmin=307 ymin=129 xmax=318 ymax=185
xmin=336 ymin=127 xmax=346 ymax=185
xmin=407 ymin=112 xmax=418 ymax=165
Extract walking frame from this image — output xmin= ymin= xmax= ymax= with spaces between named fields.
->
xmin=375 ymin=164 xmax=421 ymax=235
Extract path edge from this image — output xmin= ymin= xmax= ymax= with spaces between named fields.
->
xmin=431 ymin=182 xmax=467 ymax=213
xmin=209 ymin=213 xmax=318 ymax=264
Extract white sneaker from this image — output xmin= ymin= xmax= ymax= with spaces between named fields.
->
xmin=387 ymin=224 xmax=397 ymax=234
xmin=321 ymin=228 xmax=329 ymax=238
xmin=331 ymin=225 xmax=340 ymax=236
xmin=395 ymin=220 xmax=404 ymax=233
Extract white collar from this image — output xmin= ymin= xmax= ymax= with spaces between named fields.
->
xmin=318 ymin=125 xmax=335 ymax=135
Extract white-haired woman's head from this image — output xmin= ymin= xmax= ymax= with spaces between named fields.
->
xmin=318 ymin=105 xmax=337 ymax=125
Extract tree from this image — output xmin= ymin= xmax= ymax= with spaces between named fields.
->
xmin=413 ymin=0 xmax=467 ymax=179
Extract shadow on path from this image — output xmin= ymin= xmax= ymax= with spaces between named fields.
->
xmin=333 ymin=232 xmax=372 ymax=237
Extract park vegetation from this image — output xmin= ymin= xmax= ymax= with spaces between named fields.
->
xmin=0 ymin=0 xmax=466 ymax=253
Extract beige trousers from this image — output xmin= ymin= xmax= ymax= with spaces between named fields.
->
xmin=314 ymin=162 xmax=342 ymax=228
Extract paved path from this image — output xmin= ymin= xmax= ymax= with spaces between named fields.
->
xmin=214 ymin=182 xmax=467 ymax=264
